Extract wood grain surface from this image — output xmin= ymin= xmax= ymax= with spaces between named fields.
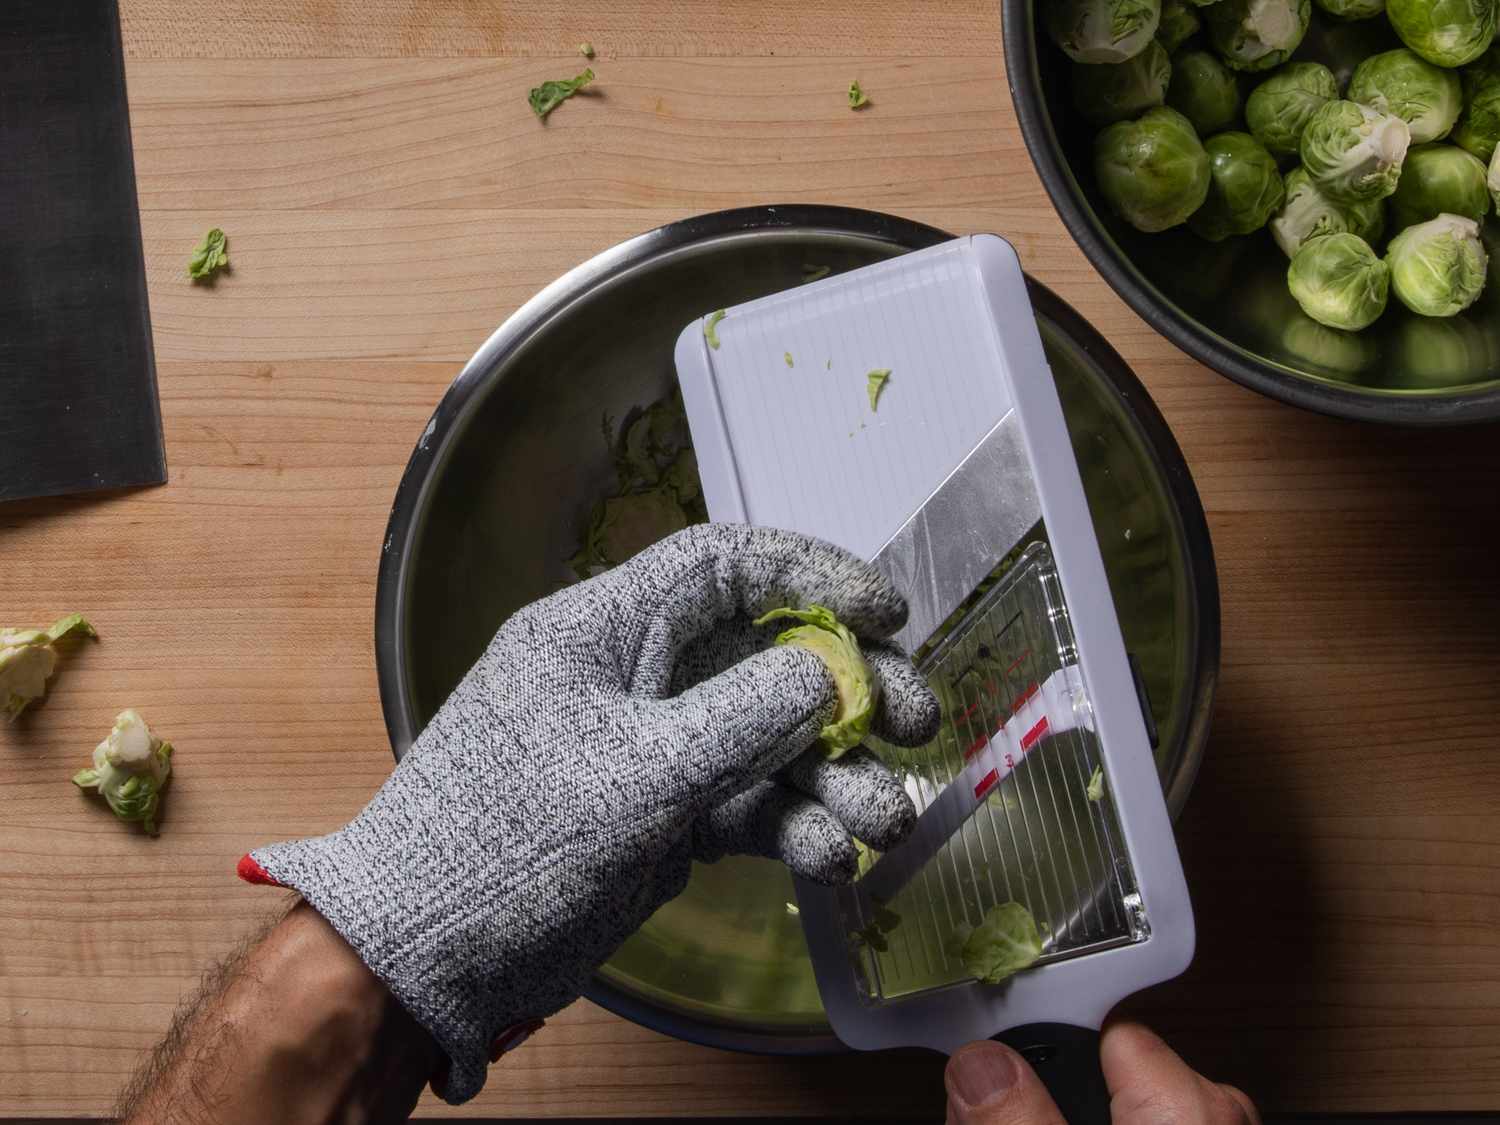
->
xmin=4 ymin=0 xmax=1500 ymax=1118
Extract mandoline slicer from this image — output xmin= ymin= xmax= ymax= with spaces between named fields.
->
xmin=673 ymin=235 xmax=1193 ymax=1121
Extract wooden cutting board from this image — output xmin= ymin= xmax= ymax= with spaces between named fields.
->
xmin=3 ymin=1 xmax=1500 ymax=1118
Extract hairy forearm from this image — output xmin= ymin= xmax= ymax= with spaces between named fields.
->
xmin=118 ymin=900 xmax=439 ymax=1125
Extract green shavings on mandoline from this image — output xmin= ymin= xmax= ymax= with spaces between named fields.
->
xmin=1086 ymin=765 xmax=1105 ymax=802
xmin=704 ymin=308 xmax=727 ymax=350
xmin=802 ymin=264 xmax=832 ymax=283
xmin=785 ymin=351 xmax=794 ymax=367
xmin=529 ymin=68 xmax=594 ymax=120
xmin=953 ymin=902 xmax=1045 ymax=985
xmin=866 ymin=368 xmax=891 ymax=411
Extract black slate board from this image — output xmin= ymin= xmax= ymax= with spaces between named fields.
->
xmin=0 ymin=0 xmax=166 ymax=503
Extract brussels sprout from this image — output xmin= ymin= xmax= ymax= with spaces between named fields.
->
xmin=1073 ymin=40 xmax=1172 ymax=124
xmin=1314 ymin=0 xmax=1385 ymax=17
xmin=1389 ymin=143 xmax=1492 ymax=228
xmin=1157 ymin=0 xmax=1203 ymax=52
xmin=1167 ymin=49 xmax=1242 ymax=133
xmin=1245 ymin=63 xmax=1340 ymax=156
xmin=1094 ymin=106 xmax=1213 ymax=230
xmin=1348 ymin=50 xmax=1465 ymax=144
xmin=1454 ymin=70 xmax=1500 ymax=161
xmin=755 ymin=605 xmax=877 ymax=757
xmin=1206 ymin=0 xmax=1312 ymax=71
xmin=1300 ymin=99 xmax=1412 ymax=203
xmin=1490 ymin=144 xmax=1500 ymax=208
xmin=1047 ymin=0 xmax=1163 ymax=64
xmin=1386 ymin=213 xmax=1490 ymax=316
xmin=1387 ymin=0 xmax=1497 ymax=69
xmin=1287 ymin=233 xmax=1390 ymax=329
xmin=1189 ymin=131 xmax=1286 ymax=239
xmin=1271 ymin=166 xmax=1388 ymax=255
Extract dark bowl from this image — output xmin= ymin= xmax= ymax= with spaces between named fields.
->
xmin=1003 ymin=1 xmax=1500 ymax=425
xmin=373 ymin=206 xmax=1219 ymax=1053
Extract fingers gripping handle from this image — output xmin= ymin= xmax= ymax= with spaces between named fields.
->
xmin=993 ymin=1023 xmax=1110 ymax=1125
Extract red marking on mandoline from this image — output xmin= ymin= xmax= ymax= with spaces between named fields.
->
xmin=1020 ymin=716 xmax=1049 ymax=752
xmin=1010 ymin=681 xmax=1039 ymax=713
xmin=973 ymin=768 xmax=999 ymax=800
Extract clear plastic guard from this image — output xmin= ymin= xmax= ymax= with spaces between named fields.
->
xmin=838 ymin=542 xmax=1145 ymax=1006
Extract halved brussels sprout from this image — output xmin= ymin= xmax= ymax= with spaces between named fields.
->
xmin=1386 ymin=213 xmax=1490 ymax=316
xmin=1271 ymin=166 xmax=1388 ymax=256
xmin=1094 ymin=106 xmax=1213 ymax=230
xmin=1300 ymin=99 xmax=1413 ymax=203
xmin=1246 ymin=62 xmax=1340 ymax=156
xmin=1348 ymin=49 xmax=1465 ymax=144
xmin=1387 ymin=0 xmax=1497 ymax=69
xmin=1454 ymin=70 xmax=1500 ymax=162
xmin=1157 ymin=0 xmax=1203 ymax=52
xmin=1390 ymin=143 xmax=1492 ymax=228
xmin=1206 ymin=0 xmax=1312 ymax=71
xmin=1073 ymin=40 xmax=1173 ymax=124
xmin=1047 ymin=0 xmax=1163 ymax=64
xmin=1189 ymin=131 xmax=1287 ymax=239
xmin=1167 ymin=49 xmax=1243 ymax=133
xmin=1314 ymin=0 xmax=1386 ymax=17
xmin=1287 ymin=232 xmax=1390 ymax=329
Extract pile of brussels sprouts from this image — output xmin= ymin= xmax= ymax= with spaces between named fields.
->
xmin=1051 ymin=0 xmax=1500 ymax=332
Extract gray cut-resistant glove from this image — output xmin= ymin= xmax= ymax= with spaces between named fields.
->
xmin=240 ymin=524 xmax=940 ymax=1104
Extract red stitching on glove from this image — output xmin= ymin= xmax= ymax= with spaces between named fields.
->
xmin=236 ymin=854 xmax=285 ymax=887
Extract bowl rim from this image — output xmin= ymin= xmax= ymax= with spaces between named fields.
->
xmin=1001 ymin=0 xmax=1500 ymax=427
xmin=372 ymin=203 xmax=1220 ymax=1054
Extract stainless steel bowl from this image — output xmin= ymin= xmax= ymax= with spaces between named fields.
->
xmin=374 ymin=205 xmax=1219 ymax=1052
xmin=1004 ymin=1 xmax=1500 ymax=425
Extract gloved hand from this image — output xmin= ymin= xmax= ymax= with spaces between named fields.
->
xmin=239 ymin=524 xmax=940 ymax=1103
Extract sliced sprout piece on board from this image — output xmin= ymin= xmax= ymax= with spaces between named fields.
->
xmin=0 ymin=614 xmax=96 ymax=721
xmin=1046 ymin=0 xmax=1163 ymax=64
xmin=72 ymin=709 xmax=174 ymax=835
xmin=1385 ymin=213 xmax=1490 ymax=316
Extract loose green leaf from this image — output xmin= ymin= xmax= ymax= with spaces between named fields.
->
xmin=754 ymin=605 xmax=878 ymax=758
xmin=704 ymin=308 xmax=727 ymax=350
xmin=959 ymin=902 xmax=1046 ymax=985
xmin=72 ymin=709 xmax=174 ymax=835
xmin=1087 ymin=766 xmax=1105 ymax=802
xmin=866 ymin=368 xmax=892 ymax=411
xmin=1 ymin=614 xmax=97 ymax=721
xmin=785 ymin=352 xmax=794 ymax=368
xmin=187 ymin=228 xmax=229 ymax=282
xmin=802 ymin=264 xmax=832 ymax=283
xmin=579 ymin=42 xmax=595 ymax=58
xmin=849 ymin=80 xmax=870 ymax=109
xmin=528 ymin=68 xmax=595 ymax=120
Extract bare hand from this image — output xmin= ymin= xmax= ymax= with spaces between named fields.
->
xmin=944 ymin=1021 xmax=1258 ymax=1125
